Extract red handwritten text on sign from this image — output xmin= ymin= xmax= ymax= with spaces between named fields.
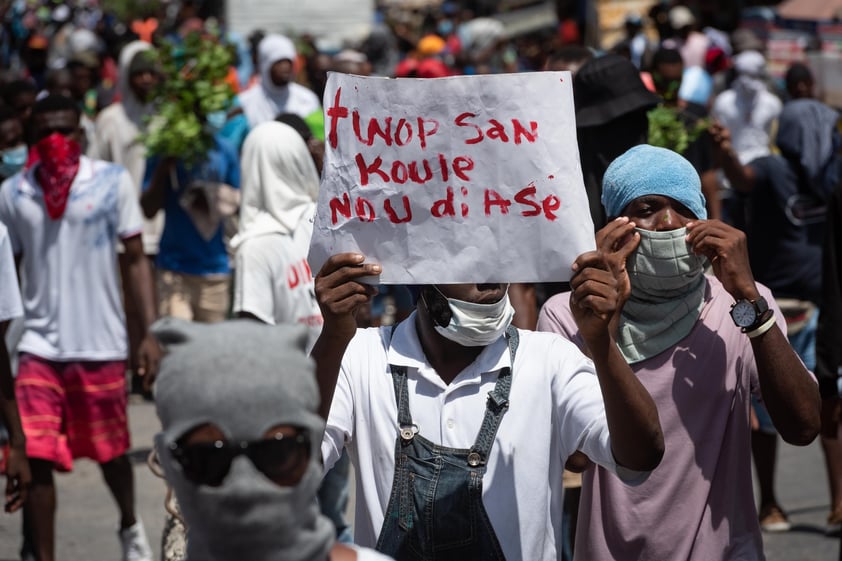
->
xmin=325 ymin=86 xmax=557 ymax=226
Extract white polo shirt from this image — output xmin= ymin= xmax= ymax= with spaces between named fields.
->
xmin=0 ymin=157 xmax=143 ymax=361
xmin=322 ymin=314 xmax=640 ymax=561
xmin=0 ymin=222 xmax=23 ymax=323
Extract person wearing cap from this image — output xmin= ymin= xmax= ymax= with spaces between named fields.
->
xmin=664 ymin=5 xmax=709 ymax=69
xmin=573 ymin=54 xmax=661 ymax=232
xmin=333 ymin=50 xmax=371 ymax=77
xmin=714 ymin=99 xmax=842 ymax=534
xmin=711 ymin=50 xmax=782 ymax=166
xmin=609 ymin=12 xmax=654 ymax=70
xmin=313 ymin=248 xmax=665 ymax=557
xmin=538 ymin=144 xmax=820 ymax=560
xmin=151 ymin=319 xmax=395 ymax=561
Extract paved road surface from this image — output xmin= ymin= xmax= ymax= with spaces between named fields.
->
xmin=0 ymin=400 xmax=838 ymax=560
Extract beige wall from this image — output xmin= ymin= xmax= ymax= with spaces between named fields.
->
xmin=597 ymin=0 xmax=659 ymax=49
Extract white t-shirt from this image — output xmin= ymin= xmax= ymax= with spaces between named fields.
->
xmin=0 ymin=157 xmax=143 ymax=361
xmin=712 ymin=89 xmax=782 ymax=165
xmin=0 ymin=222 xmax=23 ymax=323
xmin=322 ymin=315 xmax=643 ymax=561
xmin=233 ymin=220 xmax=323 ymax=349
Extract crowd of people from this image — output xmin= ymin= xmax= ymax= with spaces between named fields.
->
xmin=0 ymin=1 xmax=841 ymax=561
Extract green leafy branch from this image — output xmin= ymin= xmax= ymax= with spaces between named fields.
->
xmin=142 ymin=31 xmax=235 ymax=165
xmin=647 ymin=105 xmax=711 ymax=155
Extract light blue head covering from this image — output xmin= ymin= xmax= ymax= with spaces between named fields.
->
xmin=602 ymin=144 xmax=707 ymax=219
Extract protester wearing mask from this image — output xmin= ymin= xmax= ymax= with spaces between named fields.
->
xmin=90 ymin=41 xmax=164 ymax=394
xmin=0 ymin=95 xmax=160 ymax=561
xmin=0 ymin=107 xmax=27 ymax=181
xmin=712 ymin=50 xmax=782 ymax=166
xmin=152 ymin=318 xmax=394 ymax=561
xmin=237 ymin=34 xmax=321 ymax=134
xmin=311 ymin=244 xmax=666 ymax=559
xmin=715 ymin=99 xmax=842 ymax=533
xmin=538 ymin=144 xmax=820 ymax=560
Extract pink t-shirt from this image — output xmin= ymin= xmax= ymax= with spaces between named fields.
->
xmin=538 ymin=276 xmax=774 ymax=561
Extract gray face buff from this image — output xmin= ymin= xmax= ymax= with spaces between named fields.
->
xmin=156 ymin=435 xmax=329 ymax=561
xmin=152 ymin=318 xmax=334 ymax=561
xmin=617 ymin=227 xmax=708 ymax=363
xmin=430 ymin=286 xmax=515 ymax=347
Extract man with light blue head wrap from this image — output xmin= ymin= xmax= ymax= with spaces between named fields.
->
xmin=538 ymin=144 xmax=821 ymax=561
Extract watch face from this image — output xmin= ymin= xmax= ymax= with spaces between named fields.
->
xmin=731 ymin=301 xmax=757 ymax=327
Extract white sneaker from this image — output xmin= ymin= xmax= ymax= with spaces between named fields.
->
xmin=119 ymin=520 xmax=154 ymax=561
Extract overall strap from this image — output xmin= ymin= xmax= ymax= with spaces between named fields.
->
xmin=467 ymin=326 xmax=519 ymax=467
xmin=387 ymin=323 xmax=416 ymax=438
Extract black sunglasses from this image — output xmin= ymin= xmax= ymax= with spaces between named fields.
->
xmin=35 ymin=126 xmax=79 ymax=141
xmin=169 ymin=430 xmax=310 ymax=487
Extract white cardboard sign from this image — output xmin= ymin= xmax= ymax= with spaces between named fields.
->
xmin=308 ymin=71 xmax=595 ymax=283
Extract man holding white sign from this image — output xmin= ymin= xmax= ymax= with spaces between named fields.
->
xmin=311 ymin=73 xmax=664 ymax=561
xmin=308 ymin=72 xmax=595 ymax=284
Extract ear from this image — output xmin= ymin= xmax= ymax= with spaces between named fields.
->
xmin=421 ymin=286 xmax=452 ymax=328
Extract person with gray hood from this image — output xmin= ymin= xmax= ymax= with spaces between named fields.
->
xmin=152 ymin=318 xmax=394 ymax=561
xmin=90 ymin=41 xmax=163 ymax=394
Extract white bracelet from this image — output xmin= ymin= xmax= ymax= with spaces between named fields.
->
xmin=745 ymin=315 xmax=776 ymax=339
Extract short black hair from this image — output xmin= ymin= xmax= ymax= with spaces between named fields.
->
xmin=651 ymin=47 xmax=683 ymax=68
xmin=0 ymin=105 xmax=20 ymax=126
xmin=785 ymin=62 xmax=813 ymax=90
xmin=31 ymin=94 xmax=81 ymax=120
xmin=44 ymin=68 xmax=72 ymax=89
xmin=276 ymin=112 xmax=313 ymax=141
xmin=1 ymin=79 xmax=37 ymax=105
xmin=547 ymin=45 xmax=594 ymax=66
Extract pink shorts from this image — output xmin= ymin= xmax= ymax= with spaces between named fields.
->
xmin=15 ymin=353 xmax=130 ymax=472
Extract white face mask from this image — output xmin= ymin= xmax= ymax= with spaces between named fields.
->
xmin=734 ymin=74 xmax=766 ymax=99
xmin=428 ymin=286 xmax=515 ymax=347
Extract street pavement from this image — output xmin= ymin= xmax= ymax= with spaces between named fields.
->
xmin=0 ymin=399 xmax=839 ymax=561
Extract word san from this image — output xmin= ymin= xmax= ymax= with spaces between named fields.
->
xmin=327 ymin=88 xmax=539 ymax=151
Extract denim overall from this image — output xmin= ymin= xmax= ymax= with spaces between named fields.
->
xmin=375 ymin=326 xmax=519 ymax=561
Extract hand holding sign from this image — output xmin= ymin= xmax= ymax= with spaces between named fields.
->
xmin=308 ymin=72 xmax=595 ymax=283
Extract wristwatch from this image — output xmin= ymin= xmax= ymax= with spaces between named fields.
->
xmin=730 ymin=296 xmax=770 ymax=330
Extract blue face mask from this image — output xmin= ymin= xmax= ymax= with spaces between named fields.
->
xmin=205 ymin=111 xmax=228 ymax=134
xmin=0 ymin=144 xmax=27 ymax=178
xmin=437 ymin=20 xmax=454 ymax=36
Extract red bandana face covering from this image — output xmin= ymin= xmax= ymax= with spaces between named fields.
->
xmin=35 ymin=133 xmax=82 ymax=220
